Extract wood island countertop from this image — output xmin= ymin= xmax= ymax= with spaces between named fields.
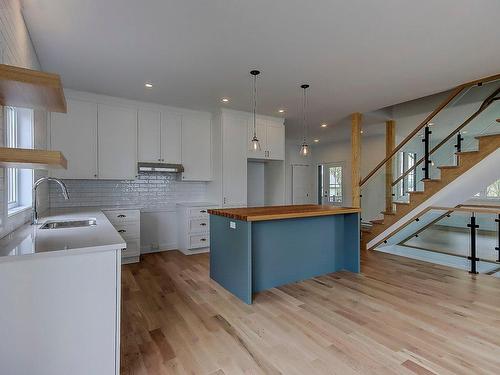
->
xmin=207 ymin=204 xmax=361 ymax=222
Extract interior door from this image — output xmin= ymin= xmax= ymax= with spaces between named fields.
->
xmin=320 ymin=162 xmax=344 ymax=206
xmin=292 ymin=164 xmax=312 ymax=204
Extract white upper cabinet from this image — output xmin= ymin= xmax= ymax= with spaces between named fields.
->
xmin=266 ymin=122 xmax=285 ymax=160
xmin=181 ymin=113 xmax=211 ymax=181
xmin=161 ymin=112 xmax=182 ymax=164
xmin=223 ymin=112 xmax=248 ymax=207
xmin=98 ymin=104 xmax=137 ymax=179
xmin=246 ymin=117 xmax=285 ymax=160
xmin=50 ymin=99 xmax=98 ymax=179
xmin=138 ymin=109 xmax=161 ymax=162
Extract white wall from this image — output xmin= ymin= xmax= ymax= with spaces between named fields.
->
xmin=0 ymin=0 xmax=49 ymax=238
xmin=285 ymin=134 xmax=386 ymax=217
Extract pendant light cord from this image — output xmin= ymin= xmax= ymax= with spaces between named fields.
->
xmin=302 ymin=85 xmax=308 ymax=143
xmin=253 ymin=74 xmax=257 ymax=138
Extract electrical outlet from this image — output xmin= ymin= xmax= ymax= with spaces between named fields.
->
xmin=230 ymin=221 xmax=236 ymax=229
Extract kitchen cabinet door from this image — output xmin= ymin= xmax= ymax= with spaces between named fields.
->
xmin=50 ymin=99 xmax=98 ymax=179
xmin=247 ymin=118 xmax=267 ymax=159
xmin=181 ymin=114 xmax=211 ymax=181
xmin=161 ymin=112 xmax=182 ymax=164
xmin=138 ymin=109 xmax=161 ymax=162
xmin=266 ymin=123 xmax=285 ymax=160
xmin=223 ymin=113 xmax=248 ymax=207
xmin=98 ymin=104 xmax=137 ymax=179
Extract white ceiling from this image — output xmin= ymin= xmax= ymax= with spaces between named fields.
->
xmin=22 ymin=0 xmax=500 ymax=143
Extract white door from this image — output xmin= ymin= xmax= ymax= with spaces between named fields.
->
xmin=161 ymin=112 xmax=182 ymax=164
xmin=292 ymin=165 xmax=312 ymax=204
xmin=247 ymin=118 xmax=267 ymax=159
xmin=321 ymin=162 xmax=344 ymax=205
xmin=266 ymin=124 xmax=285 ymax=160
xmin=138 ymin=109 xmax=161 ymax=162
xmin=181 ymin=114 xmax=211 ymax=181
xmin=98 ymin=104 xmax=137 ymax=179
xmin=50 ymin=99 xmax=98 ymax=179
xmin=223 ymin=113 xmax=248 ymax=207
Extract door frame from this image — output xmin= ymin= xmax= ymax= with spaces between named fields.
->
xmin=317 ymin=161 xmax=346 ymax=206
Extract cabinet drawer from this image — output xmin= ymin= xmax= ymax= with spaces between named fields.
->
xmin=188 ymin=207 xmax=210 ymax=218
xmin=104 ymin=209 xmax=140 ymax=224
xmin=114 ymin=223 xmax=140 ymax=241
xmin=189 ymin=218 xmax=209 ymax=233
xmin=122 ymin=240 xmax=140 ymax=258
xmin=189 ymin=234 xmax=209 ymax=249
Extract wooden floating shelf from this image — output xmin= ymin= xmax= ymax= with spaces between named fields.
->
xmin=0 ymin=147 xmax=67 ymax=170
xmin=0 ymin=64 xmax=67 ymax=113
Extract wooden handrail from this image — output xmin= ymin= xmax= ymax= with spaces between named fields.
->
xmin=391 ymin=86 xmax=500 ymax=188
xmin=360 ymin=72 xmax=500 ymax=187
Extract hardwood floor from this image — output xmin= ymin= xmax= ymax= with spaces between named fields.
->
xmin=121 ymin=250 xmax=500 ymax=375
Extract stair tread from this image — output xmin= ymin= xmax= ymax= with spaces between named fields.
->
xmin=370 ymin=219 xmax=385 ymax=225
xmin=409 ymin=191 xmax=425 ymax=194
xmin=382 ymin=211 xmax=396 ymax=215
xmin=438 ymin=165 xmax=459 ymax=169
xmin=422 ymin=178 xmax=440 ymax=182
xmin=361 ymin=227 xmax=372 ymax=233
xmin=475 ymin=133 xmax=500 ymax=140
xmin=455 ymin=150 xmax=479 ymax=155
xmin=394 ymin=201 xmax=410 ymax=205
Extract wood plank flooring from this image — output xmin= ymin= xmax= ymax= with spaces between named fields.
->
xmin=121 ymin=250 xmax=500 ymax=375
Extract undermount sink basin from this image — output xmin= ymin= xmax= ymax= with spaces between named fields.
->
xmin=39 ymin=218 xmax=97 ymax=229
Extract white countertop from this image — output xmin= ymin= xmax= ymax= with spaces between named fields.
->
xmin=0 ymin=208 xmax=126 ymax=262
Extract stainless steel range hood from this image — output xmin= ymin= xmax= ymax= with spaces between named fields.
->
xmin=137 ymin=162 xmax=184 ymax=173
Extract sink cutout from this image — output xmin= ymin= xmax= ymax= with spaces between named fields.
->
xmin=40 ymin=218 xmax=97 ymax=229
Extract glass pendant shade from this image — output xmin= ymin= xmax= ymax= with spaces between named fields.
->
xmin=299 ymin=141 xmax=310 ymax=157
xmin=251 ymin=135 xmax=261 ymax=151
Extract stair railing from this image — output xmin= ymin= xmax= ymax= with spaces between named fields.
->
xmin=359 ymin=73 xmax=500 ymax=223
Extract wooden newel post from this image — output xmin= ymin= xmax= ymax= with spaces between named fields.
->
xmin=351 ymin=113 xmax=362 ymax=208
xmin=385 ymin=120 xmax=395 ymax=213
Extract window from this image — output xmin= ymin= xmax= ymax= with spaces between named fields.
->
xmin=328 ymin=166 xmax=343 ymax=203
xmin=398 ymin=151 xmax=417 ymax=197
xmin=4 ymin=107 xmax=33 ymax=214
xmin=319 ymin=163 xmax=343 ymax=205
xmin=475 ymin=179 xmax=500 ymax=200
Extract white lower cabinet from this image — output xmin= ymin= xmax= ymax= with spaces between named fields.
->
xmin=104 ymin=209 xmax=141 ymax=263
xmin=177 ymin=203 xmax=217 ymax=255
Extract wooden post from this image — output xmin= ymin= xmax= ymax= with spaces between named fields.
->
xmin=385 ymin=120 xmax=395 ymax=213
xmin=351 ymin=113 xmax=362 ymax=207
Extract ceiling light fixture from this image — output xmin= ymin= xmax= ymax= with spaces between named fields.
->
xmin=314 ymin=139 xmax=319 ymax=143
xmin=221 ymin=97 xmax=229 ymax=103
xmin=145 ymin=82 xmax=153 ymax=88
xmin=250 ymin=70 xmax=261 ymax=152
xmin=278 ymin=109 xmax=285 ymax=113
xmin=321 ymin=124 xmax=327 ymax=128
xmin=299 ymin=84 xmax=310 ymax=157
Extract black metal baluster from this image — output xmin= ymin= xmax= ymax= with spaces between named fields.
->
xmin=467 ymin=214 xmax=479 ymax=274
xmin=422 ymin=125 xmax=432 ymax=180
xmin=454 ymin=132 xmax=464 ymax=165
xmin=495 ymin=214 xmax=500 ymax=262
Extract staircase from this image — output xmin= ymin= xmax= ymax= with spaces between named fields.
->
xmin=359 ymin=73 xmax=500 ymax=251
xmin=362 ymin=133 xmax=500 ymax=249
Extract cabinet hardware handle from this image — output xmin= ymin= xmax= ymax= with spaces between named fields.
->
xmin=118 ymin=229 xmax=126 ymax=233
xmin=117 ymin=214 xmax=126 ymax=218
xmin=200 ymin=238 xmax=206 ymax=242
xmin=94 ymin=174 xmax=98 ymax=178
xmin=121 ymin=248 xmax=127 ymax=251
xmin=200 ymin=210 xmax=207 ymax=213
xmin=200 ymin=223 xmax=207 ymax=226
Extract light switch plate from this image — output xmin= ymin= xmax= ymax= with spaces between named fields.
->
xmin=230 ymin=221 xmax=236 ymax=229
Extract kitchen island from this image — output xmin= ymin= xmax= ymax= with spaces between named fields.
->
xmin=208 ymin=204 xmax=360 ymax=304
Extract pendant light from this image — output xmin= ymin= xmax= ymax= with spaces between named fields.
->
xmin=250 ymin=70 xmax=261 ymax=152
xmin=299 ymin=84 xmax=310 ymax=156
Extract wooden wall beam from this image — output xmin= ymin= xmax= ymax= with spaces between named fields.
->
xmin=351 ymin=113 xmax=362 ymax=207
xmin=385 ymin=120 xmax=396 ymax=213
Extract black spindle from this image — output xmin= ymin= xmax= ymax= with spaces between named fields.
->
xmin=422 ymin=125 xmax=432 ymax=180
xmin=495 ymin=214 xmax=500 ymax=262
xmin=467 ymin=214 xmax=479 ymax=274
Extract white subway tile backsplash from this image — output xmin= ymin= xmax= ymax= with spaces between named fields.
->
xmin=49 ymin=173 xmax=207 ymax=209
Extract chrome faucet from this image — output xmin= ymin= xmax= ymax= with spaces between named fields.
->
xmin=32 ymin=177 xmax=69 ymax=225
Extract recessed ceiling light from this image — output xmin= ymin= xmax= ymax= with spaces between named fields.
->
xmin=145 ymin=82 xmax=153 ymax=88
xmin=314 ymin=139 xmax=319 ymax=143
xmin=321 ymin=124 xmax=327 ymax=128
xmin=221 ymin=97 xmax=229 ymax=103
xmin=360 ymin=130 xmax=364 ymax=134
xmin=278 ymin=109 xmax=285 ymax=113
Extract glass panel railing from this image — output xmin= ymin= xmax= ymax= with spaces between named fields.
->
xmin=360 ymin=76 xmax=500 ymax=221
xmin=375 ymin=206 xmax=500 ymax=275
